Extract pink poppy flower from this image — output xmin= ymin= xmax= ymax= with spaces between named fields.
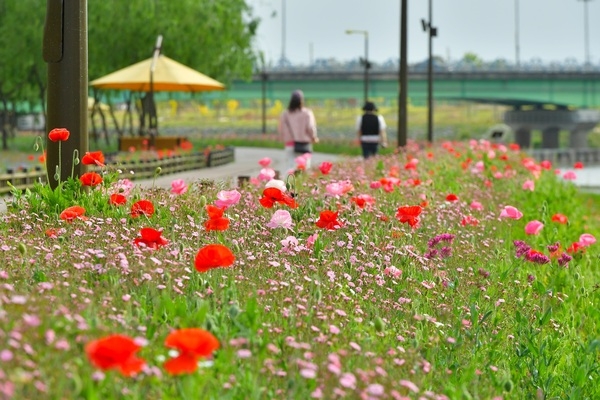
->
xmin=258 ymin=168 xmax=276 ymax=181
xmin=562 ymin=171 xmax=577 ymax=180
xmin=280 ymin=236 xmax=299 ymax=249
xmin=522 ymin=180 xmax=535 ymax=191
xmin=499 ymin=205 xmax=523 ymax=220
xmin=524 ymin=220 xmax=544 ymax=235
xmin=470 ymin=201 xmax=484 ymax=211
xmin=266 ymin=210 xmax=294 ymax=229
xmin=325 ymin=182 xmax=346 ymax=197
xmin=579 ymin=233 xmax=596 ymax=247
xmin=170 ymin=179 xmax=188 ymax=195
xmin=112 ymin=179 xmax=135 ymax=196
xmin=258 ymin=157 xmax=271 ymax=167
xmin=214 ymin=189 xmax=241 ymax=209
xmin=306 ymin=233 xmax=318 ymax=248
xmin=295 ymin=153 xmax=311 ymax=170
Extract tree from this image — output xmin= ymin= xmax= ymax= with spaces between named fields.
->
xmin=0 ymin=0 xmax=260 ymax=149
xmin=0 ymin=0 xmax=46 ymax=149
xmin=87 ymin=0 xmax=259 ymax=85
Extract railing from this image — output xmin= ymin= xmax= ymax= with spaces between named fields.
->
xmin=0 ymin=147 xmax=234 ymax=195
xmin=527 ymin=148 xmax=600 ymax=167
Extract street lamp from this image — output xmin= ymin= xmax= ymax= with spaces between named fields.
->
xmin=515 ymin=0 xmax=520 ymax=68
xmin=398 ymin=0 xmax=408 ymax=148
xmin=578 ymin=0 xmax=594 ymax=69
xmin=345 ymin=29 xmax=369 ymax=105
xmin=421 ymin=0 xmax=437 ymax=143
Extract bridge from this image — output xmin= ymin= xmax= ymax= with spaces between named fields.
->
xmin=221 ymin=70 xmax=600 ymax=108
xmin=214 ymin=70 xmax=600 ymax=151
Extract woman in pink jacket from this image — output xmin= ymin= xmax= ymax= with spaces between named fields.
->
xmin=279 ymin=90 xmax=319 ymax=171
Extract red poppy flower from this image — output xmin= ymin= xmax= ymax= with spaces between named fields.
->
xmin=48 ymin=128 xmax=70 ymax=142
xmin=194 ymin=244 xmax=235 ymax=273
xmin=134 ymin=227 xmax=169 ymax=249
xmin=316 ymin=210 xmax=343 ymax=230
xmin=319 ymin=161 xmax=333 ymax=175
xmin=551 ymin=213 xmax=568 ymax=224
xmin=131 ymin=200 xmax=155 ymax=218
xmin=573 ymin=161 xmax=584 ymax=169
xmin=45 ymin=228 xmax=59 ymax=238
xmin=446 ymin=193 xmax=459 ymax=202
xmin=509 ymin=143 xmax=520 ymax=151
xmin=395 ymin=205 xmax=422 ymax=228
xmin=540 ymin=160 xmax=552 ymax=170
xmin=567 ymin=241 xmax=585 ymax=254
xmin=60 ymin=205 xmax=86 ymax=222
xmin=350 ymin=196 xmax=366 ymax=208
xmin=109 ymin=193 xmax=127 ymax=206
xmin=82 ymin=151 xmax=105 ymax=166
xmin=204 ymin=205 xmax=230 ymax=231
xmin=259 ymin=187 xmax=298 ymax=209
xmin=461 ymin=215 xmax=479 ymax=227
xmin=80 ymin=172 xmax=103 ymax=187
xmin=163 ymin=328 xmax=220 ymax=375
xmin=85 ymin=334 xmax=145 ymax=376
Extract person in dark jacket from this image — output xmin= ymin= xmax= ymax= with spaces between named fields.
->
xmin=355 ymin=101 xmax=387 ymax=159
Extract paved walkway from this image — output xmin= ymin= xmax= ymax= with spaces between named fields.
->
xmin=0 ymin=148 xmax=342 ymax=213
xmin=2 ymin=149 xmax=600 ymax=213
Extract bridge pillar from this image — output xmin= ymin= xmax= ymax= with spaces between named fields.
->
xmin=541 ymin=127 xmax=560 ymax=148
xmin=514 ymin=128 xmax=531 ymax=149
xmin=504 ymin=109 xmax=600 ymax=150
xmin=570 ymin=129 xmax=589 ymax=148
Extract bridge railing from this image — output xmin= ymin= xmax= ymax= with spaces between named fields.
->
xmin=527 ymin=148 xmax=600 ymax=167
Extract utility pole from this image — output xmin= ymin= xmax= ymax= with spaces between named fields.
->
xmin=579 ymin=0 xmax=594 ymax=69
xmin=421 ymin=0 xmax=437 ymax=143
xmin=43 ymin=0 xmax=88 ymax=189
xmin=345 ymin=30 xmax=370 ymax=105
xmin=280 ymin=0 xmax=287 ymax=66
xmin=398 ymin=0 xmax=408 ymax=147
xmin=515 ymin=0 xmax=520 ymax=68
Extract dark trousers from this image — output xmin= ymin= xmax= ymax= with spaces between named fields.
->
xmin=361 ymin=142 xmax=379 ymax=159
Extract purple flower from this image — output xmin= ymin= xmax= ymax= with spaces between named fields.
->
xmin=428 ymin=233 xmax=456 ymax=248
xmin=524 ymin=249 xmax=550 ymax=264
xmin=513 ymin=240 xmax=531 ymax=258
xmin=440 ymin=246 xmax=453 ymax=259
xmin=558 ymin=252 xmax=572 ymax=267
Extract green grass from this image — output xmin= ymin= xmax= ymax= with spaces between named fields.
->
xmin=0 ymin=138 xmax=599 ymax=399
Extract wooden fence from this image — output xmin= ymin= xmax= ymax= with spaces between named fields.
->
xmin=0 ymin=147 xmax=234 ymax=195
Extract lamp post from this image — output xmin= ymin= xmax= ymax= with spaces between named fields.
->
xmin=345 ymin=29 xmax=369 ymax=105
xmin=421 ymin=0 xmax=437 ymax=143
xmin=578 ymin=0 xmax=594 ymax=69
xmin=515 ymin=0 xmax=520 ymax=68
xmin=398 ymin=0 xmax=408 ymax=148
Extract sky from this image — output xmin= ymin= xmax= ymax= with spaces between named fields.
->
xmin=246 ymin=0 xmax=600 ymax=66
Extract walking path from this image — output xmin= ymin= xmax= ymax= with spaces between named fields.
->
xmin=0 ymin=148 xmax=341 ymax=214
xmin=1 ymin=148 xmax=600 ymax=213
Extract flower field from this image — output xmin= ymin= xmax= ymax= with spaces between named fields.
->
xmin=0 ymin=135 xmax=599 ymax=399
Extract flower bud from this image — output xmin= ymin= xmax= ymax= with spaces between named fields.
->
xmin=17 ymin=243 xmax=27 ymax=256
xmin=374 ymin=316 xmax=385 ymax=332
